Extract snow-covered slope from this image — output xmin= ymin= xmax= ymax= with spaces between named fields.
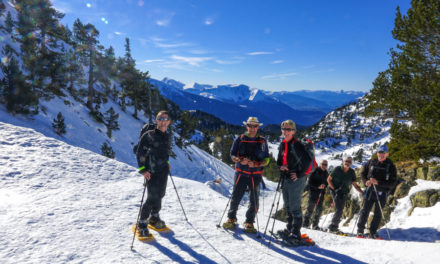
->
xmin=0 ymin=94 xmax=235 ymax=193
xmin=1 ymin=121 xmax=439 ymax=264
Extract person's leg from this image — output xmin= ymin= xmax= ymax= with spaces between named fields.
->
xmin=304 ymin=190 xmax=319 ymax=228
xmin=246 ymin=177 xmax=261 ymax=223
xmin=227 ymin=174 xmax=247 ymax=221
xmin=369 ymin=192 xmax=387 ymax=235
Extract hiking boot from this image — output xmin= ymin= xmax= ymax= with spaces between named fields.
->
xmin=369 ymin=232 xmax=380 ymax=239
xmin=148 ymin=216 xmax=166 ymax=229
xmin=356 ymin=229 xmax=365 ymax=237
xmin=327 ymin=225 xmax=340 ymax=233
xmin=137 ymin=227 xmax=151 ymax=238
xmin=312 ymin=226 xmax=322 ymax=231
xmin=222 ymin=218 xmax=237 ymax=229
xmin=243 ymin=222 xmax=257 ymax=234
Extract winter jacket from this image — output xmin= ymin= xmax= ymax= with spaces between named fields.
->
xmin=361 ymin=158 xmax=397 ymax=193
xmin=136 ymin=128 xmax=171 ymax=174
xmin=307 ymin=167 xmax=329 ymax=191
xmin=276 ymin=137 xmax=311 ymax=179
xmin=230 ymin=133 xmax=269 ymax=176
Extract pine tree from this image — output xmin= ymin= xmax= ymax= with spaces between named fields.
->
xmin=101 ymin=141 xmax=115 ymax=159
xmin=52 ymin=112 xmax=66 ymax=136
xmin=104 ymin=107 xmax=120 ymax=138
xmin=4 ymin=11 xmax=14 ymax=35
xmin=73 ymin=19 xmax=100 ymax=110
xmin=366 ymin=0 xmax=440 ymax=161
xmin=1 ymin=45 xmax=34 ymax=113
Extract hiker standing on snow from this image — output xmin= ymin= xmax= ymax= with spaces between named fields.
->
xmin=276 ymin=120 xmax=312 ymax=241
xmin=135 ymin=111 xmax=172 ymax=238
xmin=223 ymin=117 xmax=269 ymax=233
xmin=357 ymin=145 xmax=397 ymax=238
xmin=327 ymin=155 xmax=363 ymax=233
xmin=303 ymin=159 xmax=329 ymax=230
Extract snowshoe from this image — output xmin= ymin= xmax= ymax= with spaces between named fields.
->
xmin=243 ymin=222 xmax=257 ymax=234
xmin=273 ymin=229 xmax=314 ymax=247
xmin=356 ymin=232 xmax=366 ymax=238
xmin=222 ymin=218 xmax=237 ymax=230
xmin=131 ymin=224 xmax=154 ymax=242
xmin=368 ymin=233 xmax=384 ymax=240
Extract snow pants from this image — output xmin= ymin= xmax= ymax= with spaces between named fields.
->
xmin=140 ymin=169 xmax=168 ymax=221
xmin=227 ymin=173 xmax=261 ymax=223
xmin=330 ymin=190 xmax=348 ymax=228
xmin=303 ymin=189 xmax=325 ymax=228
xmin=357 ymin=187 xmax=387 ymax=234
xmin=282 ymin=176 xmax=306 ymax=233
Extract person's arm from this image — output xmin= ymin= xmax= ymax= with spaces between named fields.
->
xmin=327 ymin=175 xmax=335 ymax=190
xmin=361 ymin=160 xmax=370 ymax=185
xmin=136 ymin=132 xmax=152 ymax=180
xmin=352 ymin=181 xmax=363 ymax=194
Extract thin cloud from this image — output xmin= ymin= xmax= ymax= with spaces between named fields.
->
xmin=143 ymin=59 xmax=165 ymax=63
xmin=303 ymin=65 xmax=315 ymax=69
xmin=215 ymin=59 xmax=242 ymax=65
xmin=154 ymin=10 xmax=175 ymax=27
xmin=170 ymin=55 xmax=213 ymax=67
xmin=204 ymin=18 xmax=214 ymax=25
xmin=154 ymin=42 xmax=193 ymax=49
xmin=262 ymin=72 xmax=298 ymax=80
xmin=270 ymin=60 xmax=284 ymax=64
xmin=247 ymin=51 xmax=274 ymax=56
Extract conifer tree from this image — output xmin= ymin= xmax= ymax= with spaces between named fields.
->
xmin=366 ymin=0 xmax=440 ymax=161
xmin=1 ymin=45 xmax=34 ymax=113
xmin=101 ymin=141 xmax=115 ymax=159
xmin=104 ymin=107 xmax=120 ymax=138
xmin=52 ymin=112 xmax=66 ymax=136
xmin=4 ymin=11 xmax=14 ymax=35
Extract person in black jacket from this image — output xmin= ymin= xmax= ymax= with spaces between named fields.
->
xmin=135 ymin=111 xmax=172 ymax=238
xmin=276 ymin=120 xmax=312 ymax=241
xmin=303 ymin=160 xmax=329 ymax=230
xmin=357 ymin=145 xmax=397 ymax=238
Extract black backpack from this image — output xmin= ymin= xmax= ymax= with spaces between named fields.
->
xmin=132 ymin=123 xmax=156 ymax=154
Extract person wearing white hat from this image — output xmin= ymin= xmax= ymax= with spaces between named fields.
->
xmin=223 ymin=117 xmax=269 ymax=233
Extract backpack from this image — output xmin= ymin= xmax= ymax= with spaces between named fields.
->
xmin=289 ymin=138 xmax=317 ymax=176
xmin=132 ymin=123 xmax=156 ymax=154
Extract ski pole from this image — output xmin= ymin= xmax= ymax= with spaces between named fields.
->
xmin=351 ymin=192 xmax=365 ymax=236
xmin=261 ymin=176 xmax=282 ymax=243
xmin=372 ymin=184 xmax=391 ymax=240
xmin=216 ymin=174 xmax=241 ymax=228
xmin=267 ymin=183 xmax=283 ymax=247
xmin=130 ymin=179 xmax=148 ymax=250
xmin=321 ymin=187 xmax=336 ymax=230
xmin=169 ymin=170 xmax=189 ymax=222
xmin=252 ymin=177 xmax=261 ymax=238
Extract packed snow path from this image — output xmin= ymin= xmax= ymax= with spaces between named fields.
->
xmin=1 ymin=122 xmax=439 ymax=264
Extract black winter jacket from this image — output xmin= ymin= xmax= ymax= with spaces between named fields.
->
xmin=361 ymin=158 xmax=397 ymax=193
xmin=308 ymin=167 xmax=329 ymax=191
xmin=136 ymin=128 xmax=171 ymax=174
xmin=276 ymin=137 xmax=311 ymax=178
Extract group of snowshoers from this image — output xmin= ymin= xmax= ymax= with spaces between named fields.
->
xmin=133 ymin=112 xmax=397 ymax=245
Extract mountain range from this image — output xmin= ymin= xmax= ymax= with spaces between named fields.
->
xmin=151 ymin=78 xmax=364 ymax=127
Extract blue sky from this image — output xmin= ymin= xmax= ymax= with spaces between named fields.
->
xmin=52 ymin=0 xmax=411 ymax=92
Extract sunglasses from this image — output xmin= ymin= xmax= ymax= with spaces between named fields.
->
xmin=281 ymin=128 xmax=294 ymax=131
xmin=345 ymin=160 xmax=352 ymax=164
xmin=247 ymin=124 xmax=259 ymax=128
xmin=157 ymin=117 xmax=170 ymax=121
xmin=321 ymin=164 xmax=328 ymax=166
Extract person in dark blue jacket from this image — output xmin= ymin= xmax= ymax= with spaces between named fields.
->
xmin=223 ymin=117 xmax=269 ymax=233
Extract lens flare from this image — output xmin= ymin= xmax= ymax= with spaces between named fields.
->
xmin=2 ymin=57 xmax=9 ymax=64
xmin=86 ymin=3 xmax=91 ymax=8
